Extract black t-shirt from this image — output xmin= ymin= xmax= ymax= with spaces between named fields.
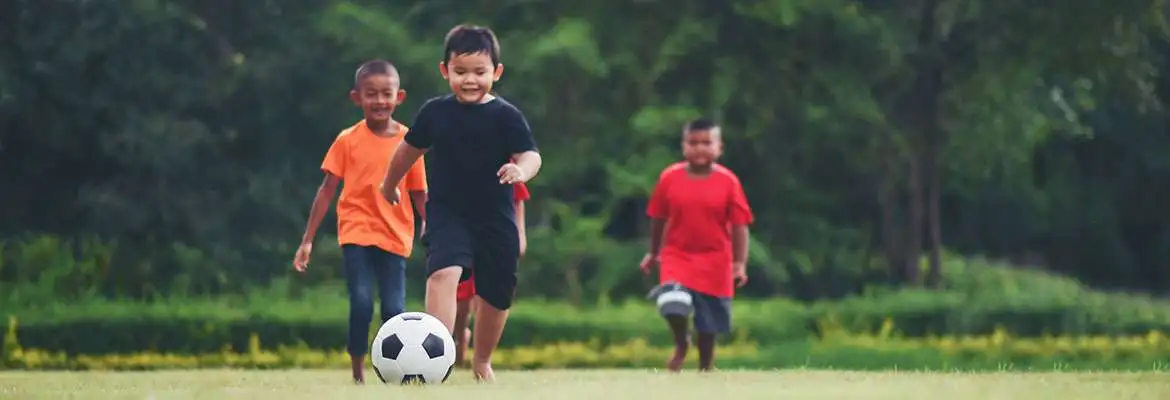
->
xmin=404 ymin=94 xmax=538 ymax=223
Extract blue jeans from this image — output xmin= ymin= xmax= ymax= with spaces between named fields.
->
xmin=342 ymin=244 xmax=406 ymax=357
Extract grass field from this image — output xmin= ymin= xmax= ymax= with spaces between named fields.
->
xmin=2 ymin=368 xmax=1168 ymax=400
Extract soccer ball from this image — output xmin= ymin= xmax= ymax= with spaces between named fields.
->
xmin=370 ymin=311 xmax=456 ymax=385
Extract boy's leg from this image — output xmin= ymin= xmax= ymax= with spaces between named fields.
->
xmin=373 ymin=251 xmax=407 ymax=324
xmin=664 ymin=314 xmax=690 ymax=372
xmin=453 ymin=280 xmax=475 ymax=366
xmin=423 ymin=203 xmax=472 ymax=334
xmin=421 ymin=204 xmax=474 ymax=333
xmin=342 ymin=245 xmax=376 ymax=383
xmin=469 ymin=232 xmax=520 ymax=382
xmin=426 ymin=267 xmax=464 ymax=332
xmin=691 ymin=291 xmax=732 ymax=372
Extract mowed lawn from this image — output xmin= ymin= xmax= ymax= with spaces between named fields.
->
xmin=1 ymin=369 xmax=1168 ymax=400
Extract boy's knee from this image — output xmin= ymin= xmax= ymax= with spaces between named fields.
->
xmin=428 ymin=266 xmax=463 ymax=286
xmin=349 ymin=287 xmax=374 ymax=310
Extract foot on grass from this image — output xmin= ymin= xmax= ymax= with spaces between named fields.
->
xmin=667 ymin=347 xmax=686 ymax=372
xmin=351 ymin=356 xmax=365 ymax=384
xmin=472 ymin=361 xmax=495 ymax=383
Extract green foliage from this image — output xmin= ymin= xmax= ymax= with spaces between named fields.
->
xmin=7 ymin=334 xmax=1170 ymax=371
xmin=7 ymin=258 xmax=1170 ymax=356
xmin=3 ymin=0 xmax=1170 ymax=306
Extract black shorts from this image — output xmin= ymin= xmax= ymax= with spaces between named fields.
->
xmin=422 ymin=202 xmax=520 ymax=310
xmin=688 ymin=289 xmax=732 ymax=334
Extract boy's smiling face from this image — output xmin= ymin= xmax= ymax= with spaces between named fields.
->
xmin=350 ymin=73 xmax=405 ymax=123
xmin=440 ymin=52 xmax=503 ymax=104
xmin=682 ymin=128 xmax=723 ymax=168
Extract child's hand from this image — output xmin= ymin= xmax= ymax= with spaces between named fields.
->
xmin=294 ymin=242 xmax=313 ymax=273
xmin=733 ymin=261 xmax=748 ymax=287
xmin=380 ymin=183 xmax=401 ymax=205
xmin=497 ymin=163 xmax=526 ymax=184
xmin=639 ymin=253 xmax=659 ymax=275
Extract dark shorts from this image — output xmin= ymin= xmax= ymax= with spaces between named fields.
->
xmin=422 ymin=203 xmax=519 ymax=311
xmin=680 ymin=287 xmax=732 ymax=334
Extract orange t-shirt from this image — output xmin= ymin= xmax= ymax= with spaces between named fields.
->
xmin=321 ymin=120 xmax=427 ymax=258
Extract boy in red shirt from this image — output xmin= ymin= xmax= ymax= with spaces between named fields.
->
xmin=640 ymin=118 xmax=754 ymax=372
xmin=293 ymin=60 xmax=428 ymax=384
xmin=453 ymin=182 xmax=529 ymax=366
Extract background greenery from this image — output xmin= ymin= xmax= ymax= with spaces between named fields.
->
xmin=3 ymin=0 xmax=1170 ymax=369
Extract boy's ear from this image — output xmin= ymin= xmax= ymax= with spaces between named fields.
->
xmin=493 ymin=63 xmax=505 ymax=82
xmin=438 ymin=62 xmax=449 ymax=80
xmin=349 ymin=89 xmax=361 ymax=106
xmin=396 ymin=89 xmax=407 ymax=104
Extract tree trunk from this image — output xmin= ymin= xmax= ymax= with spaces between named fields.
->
xmin=915 ymin=0 xmax=945 ymax=289
xmin=924 ymin=132 xmax=944 ymax=288
xmin=904 ymin=152 xmax=924 ymax=284
xmin=564 ymin=257 xmax=584 ymax=307
xmin=878 ymin=133 xmax=907 ymax=284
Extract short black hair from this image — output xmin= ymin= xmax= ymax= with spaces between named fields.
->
xmin=683 ymin=118 xmax=719 ymax=133
xmin=353 ymin=59 xmax=398 ymax=89
xmin=443 ymin=24 xmax=501 ymax=65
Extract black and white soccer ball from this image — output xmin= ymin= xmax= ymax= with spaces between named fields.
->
xmin=371 ymin=311 xmax=457 ymax=385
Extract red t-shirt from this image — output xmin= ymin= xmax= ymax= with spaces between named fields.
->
xmin=647 ymin=162 xmax=754 ymax=298
xmin=513 ymin=182 xmax=530 ymax=202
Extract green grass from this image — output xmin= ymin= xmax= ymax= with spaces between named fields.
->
xmin=1 ymin=369 xmax=1168 ymax=399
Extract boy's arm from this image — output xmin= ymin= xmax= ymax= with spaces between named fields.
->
xmin=648 ymin=218 xmax=666 ymax=256
xmin=409 ymin=190 xmax=428 ymax=221
xmin=646 ymin=170 xmax=672 ymax=257
xmin=305 ymin=132 xmax=348 ymax=245
xmin=731 ymin=225 xmax=749 ymax=264
xmin=501 ymin=103 xmax=541 ymax=183
xmin=382 ymin=143 xmax=427 ymax=203
xmin=301 ymin=174 xmax=341 ymax=245
xmin=511 ymin=151 xmax=542 ymax=183
xmin=405 ymin=156 xmax=429 ymax=222
xmin=728 ymin=175 xmax=755 ymax=286
xmin=384 ymin=100 xmax=436 ymax=203
xmin=515 ymin=199 xmax=527 ymax=256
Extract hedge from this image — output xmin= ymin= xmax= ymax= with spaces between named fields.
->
xmin=4 ymin=288 xmax=1170 ymax=355
xmin=5 ymin=332 xmax=1170 ymax=371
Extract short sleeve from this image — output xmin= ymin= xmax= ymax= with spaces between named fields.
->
xmin=646 ymin=171 xmax=672 ymax=219
xmin=513 ymin=183 xmax=531 ymax=202
xmin=320 ymin=133 xmax=348 ymax=178
xmin=499 ymin=103 xmax=538 ymax=155
xmin=403 ymin=100 xmax=437 ymax=149
xmin=405 ymin=155 xmax=427 ymax=191
xmin=727 ymin=175 xmax=754 ymax=225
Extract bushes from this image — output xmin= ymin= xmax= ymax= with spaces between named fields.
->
xmin=5 ymin=255 xmax=1170 ymax=356
xmin=6 ymin=333 xmax=1169 ymax=371
xmin=5 ymin=290 xmax=1170 ymax=356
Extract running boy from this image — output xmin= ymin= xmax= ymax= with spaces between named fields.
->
xmin=380 ymin=24 xmax=542 ymax=382
xmin=293 ymin=60 xmax=428 ymax=384
xmin=454 ymin=182 xmax=530 ymax=366
xmin=640 ymin=119 xmax=754 ymax=372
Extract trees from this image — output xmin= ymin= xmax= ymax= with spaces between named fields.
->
xmin=2 ymin=0 xmax=1168 ymax=301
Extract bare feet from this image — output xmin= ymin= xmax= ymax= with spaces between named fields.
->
xmin=351 ymin=355 xmax=365 ymax=384
xmin=667 ymin=347 xmax=687 ymax=372
xmin=472 ymin=361 xmax=496 ymax=383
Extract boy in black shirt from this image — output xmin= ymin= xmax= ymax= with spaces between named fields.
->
xmin=380 ymin=24 xmax=542 ymax=382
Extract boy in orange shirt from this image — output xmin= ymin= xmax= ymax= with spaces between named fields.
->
xmin=293 ymin=60 xmax=428 ymax=384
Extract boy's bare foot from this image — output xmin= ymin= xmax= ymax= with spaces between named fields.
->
xmin=351 ymin=356 xmax=365 ymax=384
xmin=667 ymin=347 xmax=686 ymax=372
xmin=472 ymin=361 xmax=495 ymax=382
